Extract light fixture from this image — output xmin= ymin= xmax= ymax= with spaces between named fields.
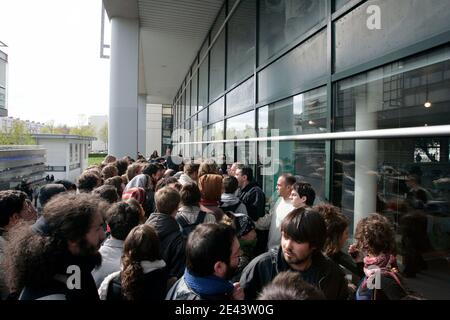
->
xmin=308 ymin=120 xmax=315 ymax=125
xmin=424 ymin=101 xmax=432 ymax=108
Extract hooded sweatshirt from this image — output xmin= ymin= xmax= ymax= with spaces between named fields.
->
xmin=146 ymin=213 xmax=186 ymax=278
xmin=220 ymin=193 xmax=248 ymax=215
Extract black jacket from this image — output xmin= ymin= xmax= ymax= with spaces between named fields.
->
xmin=240 ymin=247 xmax=349 ymax=300
xmin=330 ymin=251 xmax=365 ymax=279
xmin=166 ymin=276 xmax=232 ymax=301
xmin=106 ymin=268 xmax=168 ymax=300
xmin=19 ymin=255 xmax=100 ymax=300
xmin=146 ymin=213 xmax=186 ymax=278
xmin=238 ymin=182 xmax=266 ymax=221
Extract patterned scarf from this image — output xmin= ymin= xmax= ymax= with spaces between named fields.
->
xmin=362 ymin=253 xmax=398 ymax=289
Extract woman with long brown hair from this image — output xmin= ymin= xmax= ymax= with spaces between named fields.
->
xmin=99 ymin=224 xmax=168 ymax=300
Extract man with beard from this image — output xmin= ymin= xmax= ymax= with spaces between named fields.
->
xmin=240 ymin=207 xmax=349 ymax=300
xmin=3 ymin=193 xmax=107 ymax=300
xmin=166 ymin=223 xmax=244 ymax=300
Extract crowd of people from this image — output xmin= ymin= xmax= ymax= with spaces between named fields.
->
xmin=0 ymin=152 xmax=423 ymax=300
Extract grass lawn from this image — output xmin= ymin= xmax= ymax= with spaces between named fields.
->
xmin=88 ymin=155 xmax=104 ymax=166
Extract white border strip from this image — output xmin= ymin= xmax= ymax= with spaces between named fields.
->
xmin=176 ymin=125 xmax=450 ymax=145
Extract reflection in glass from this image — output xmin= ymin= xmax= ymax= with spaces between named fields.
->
xmin=258 ymin=86 xmax=327 ymax=136
xmin=191 ymin=71 xmax=198 ymax=115
xmin=226 ymin=110 xmax=255 ymax=139
xmin=258 ymin=29 xmax=327 ymax=103
xmin=199 ymin=60 xmax=209 ymax=110
xmin=227 ymin=0 xmax=256 ymax=87
xmin=333 ymin=137 xmax=450 ymax=298
xmin=208 ymin=121 xmax=224 ymax=141
xmin=259 ymin=0 xmax=327 ymax=64
xmin=335 ymin=45 xmax=450 ymax=132
xmin=334 ymin=0 xmax=450 ymax=71
xmin=209 ymin=98 xmax=225 ymax=124
xmin=226 ymin=77 xmax=254 ymax=116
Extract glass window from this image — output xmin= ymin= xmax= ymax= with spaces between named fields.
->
xmin=226 ymin=110 xmax=255 ymax=139
xmin=227 ymin=0 xmax=256 ymax=88
xmin=209 ymin=30 xmax=226 ymax=102
xmin=190 ymin=115 xmax=196 ymax=132
xmin=226 ymin=77 xmax=254 ymax=116
xmin=0 ymin=87 xmax=5 ymax=109
xmin=335 ymin=0 xmax=450 ymax=72
xmin=258 ymin=29 xmax=327 ymax=103
xmin=208 ymin=97 xmax=224 ymax=124
xmin=261 ymin=140 xmax=326 ymax=208
xmin=333 ymin=137 xmax=450 ymax=299
xmin=208 ymin=121 xmax=224 ymax=141
xmin=334 ymin=0 xmax=351 ymax=11
xmin=335 ymin=45 xmax=450 ymax=132
xmin=198 ymin=39 xmax=209 ymax=110
xmin=186 ymin=82 xmax=191 ymax=119
xmin=199 ymin=59 xmax=209 ymax=110
xmin=198 ymin=107 xmax=208 ymax=127
xmin=258 ymin=86 xmax=328 ymax=137
xmin=212 ymin=5 xmax=225 ymax=39
xmin=0 ymin=59 xmax=6 ymax=88
xmin=191 ymin=70 xmax=198 ymax=115
xmin=259 ymin=0 xmax=327 ymax=64
xmin=181 ymin=92 xmax=185 ymax=122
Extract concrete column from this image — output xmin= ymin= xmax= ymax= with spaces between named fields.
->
xmin=353 ymin=70 xmax=382 ymax=231
xmin=138 ymin=95 xmax=147 ymax=156
xmin=109 ymin=18 xmax=139 ymax=158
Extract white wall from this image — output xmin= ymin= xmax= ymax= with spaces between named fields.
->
xmin=37 ymin=138 xmax=91 ymax=183
xmin=146 ymin=104 xmax=162 ymax=157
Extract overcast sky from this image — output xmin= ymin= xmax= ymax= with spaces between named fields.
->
xmin=0 ymin=0 xmax=110 ymax=126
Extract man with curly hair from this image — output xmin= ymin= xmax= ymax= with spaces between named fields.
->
xmin=3 ymin=193 xmax=107 ymax=300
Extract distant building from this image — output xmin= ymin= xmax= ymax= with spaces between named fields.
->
xmin=0 ymin=116 xmax=44 ymax=133
xmin=0 ymin=48 xmax=7 ymax=117
xmin=88 ymin=115 xmax=107 ymax=152
xmin=32 ymin=134 xmax=96 ymax=182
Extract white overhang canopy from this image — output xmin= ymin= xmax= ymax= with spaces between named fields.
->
xmin=103 ymin=0 xmax=225 ymax=104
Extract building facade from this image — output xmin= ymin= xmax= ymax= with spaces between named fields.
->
xmin=104 ymin=0 xmax=450 ymax=298
xmin=145 ymin=104 xmax=173 ymax=157
xmin=0 ymin=48 xmax=7 ymax=117
xmin=33 ymin=134 xmax=95 ymax=182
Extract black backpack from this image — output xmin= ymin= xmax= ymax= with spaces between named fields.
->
xmin=176 ymin=211 xmax=207 ymax=238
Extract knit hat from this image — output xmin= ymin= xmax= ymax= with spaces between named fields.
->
xmin=232 ymin=213 xmax=255 ymax=238
xmin=121 ymin=187 xmax=146 ymax=205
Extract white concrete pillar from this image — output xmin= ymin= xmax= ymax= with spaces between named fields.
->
xmin=353 ymin=70 xmax=382 ymax=231
xmin=109 ymin=18 xmax=139 ymax=158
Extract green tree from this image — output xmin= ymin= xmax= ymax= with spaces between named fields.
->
xmin=70 ymin=124 xmax=95 ymax=137
xmin=99 ymin=122 xmax=108 ymax=150
xmin=0 ymin=120 xmax=35 ymax=145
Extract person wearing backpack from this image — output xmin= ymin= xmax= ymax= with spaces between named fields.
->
xmin=220 ymin=176 xmax=248 ymax=215
xmin=146 ymin=187 xmax=186 ymax=279
xmin=176 ymin=183 xmax=216 ymax=238
xmin=353 ymin=214 xmax=422 ymax=300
